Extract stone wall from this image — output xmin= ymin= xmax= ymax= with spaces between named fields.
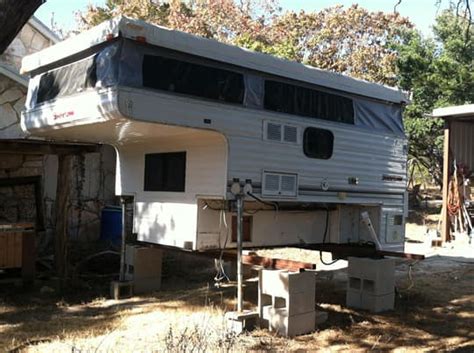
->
xmin=0 ymin=147 xmax=117 ymax=248
xmin=1 ymin=22 xmax=54 ymax=70
xmin=0 ymin=76 xmax=27 ymax=139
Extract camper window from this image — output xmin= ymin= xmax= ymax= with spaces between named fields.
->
xmin=264 ymin=80 xmax=354 ymax=124
xmin=36 ymin=55 xmax=97 ymax=104
xmin=144 ymin=152 xmax=186 ymax=192
xmin=142 ymin=55 xmax=244 ymax=104
xmin=303 ymin=127 xmax=334 ymax=159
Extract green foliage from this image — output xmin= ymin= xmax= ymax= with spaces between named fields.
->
xmin=395 ymin=7 xmax=473 ymax=187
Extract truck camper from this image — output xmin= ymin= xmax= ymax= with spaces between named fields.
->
xmin=21 ymin=17 xmax=408 ymax=252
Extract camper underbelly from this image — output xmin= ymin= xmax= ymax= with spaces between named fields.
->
xmin=132 ymin=199 xmax=405 ymax=252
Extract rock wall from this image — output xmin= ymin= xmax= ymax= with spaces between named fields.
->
xmin=0 ymin=76 xmax=27 ymax=139
xmin=1 ymin=22 xmax=54 ymax=70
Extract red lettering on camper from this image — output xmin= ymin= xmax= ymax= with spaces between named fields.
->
xmin=53 ymin=111 xmax=75 ymax=120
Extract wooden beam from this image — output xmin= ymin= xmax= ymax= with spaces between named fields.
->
xmin=242 ymin=254 xmax=316 ymax=271
xmin=441 ymin=122 xmax=451 ymax=243
xmin=0 ymin=141 xmax=101 ymax=155
xmin=55 ymin=154 xmax=73 ymax=280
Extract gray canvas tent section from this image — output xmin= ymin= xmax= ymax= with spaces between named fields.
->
xmin=22 ymin=16 xmax=406 ymax=137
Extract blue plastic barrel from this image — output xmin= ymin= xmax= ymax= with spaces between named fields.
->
xmin=100 ymin=206 xmax=122 ymax=244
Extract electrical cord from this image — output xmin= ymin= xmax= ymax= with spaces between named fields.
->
xmin=319 ymin=207 xmax=341 ymax=266
xmin=246 ymin=191 xmax=279 ymax=212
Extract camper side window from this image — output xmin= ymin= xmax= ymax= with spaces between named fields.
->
xmin=142 ymin=55 xmax=244 ymax=104
xmin=144 ymin=152 xmax=186 ymax=192
xmin=303 ymin=128 xmax=334 ymax=159
xmin=264 ymin=80 xmax=354 ymax=124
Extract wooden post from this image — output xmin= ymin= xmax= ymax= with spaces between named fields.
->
xmin=55 ymin=154 xmax=73 ymax=280
xmin=441 ymin=122 xmax=451 ymax=243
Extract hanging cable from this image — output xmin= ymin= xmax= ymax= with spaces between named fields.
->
xmin=214 ymin=208 xmax=230 ymax=286
xmin=246 ymin=191 xmax=279 ymax=212
xmin=319 ymin=207 xmax=341 ymax=266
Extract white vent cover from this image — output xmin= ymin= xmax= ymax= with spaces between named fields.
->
xmin=264 ymin=121 xmax=299 ymax=144
xmin=262 ymin=171 xmax=298 ymax=197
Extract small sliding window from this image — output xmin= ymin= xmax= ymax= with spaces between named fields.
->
xmin=142 ymin=55 xmax=244 ymax=104
xmin=144 ymin=152 xmax=186 ymax=192
xmin=264 ymin=80 xmax=354 ymax=124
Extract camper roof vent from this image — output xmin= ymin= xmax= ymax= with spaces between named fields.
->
xmin=264 ymin=121 xmax=299 ymax=144
xmin=262 ymin=171 xmax=298 ymax=197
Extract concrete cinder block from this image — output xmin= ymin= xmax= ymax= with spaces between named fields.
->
xmin=110 ymin=280 xmax=133 ymax=299
xmin=286 ymin=291 xmax=315 ymax=316
xmin=268 ymin=308 xmax=315 ymax=337
xmin=347 ymin=257 xmax=395 ymax=295
xmin=315 ymin=310 xmax=328 ymax=325
xmin=125 ymin=245 xmax=163 ymax=293
xmin=225 ymin=311 xmax=258 ymax=335
xmin=260 ymin=269 xmax=315 ymax=297
xmin=346 ymin=289 xmax=362 ymax=309
xmin=133 ymin=278 xmax=161 ymax=294
xmin=361 ymin=292 xmax=394 ymax=313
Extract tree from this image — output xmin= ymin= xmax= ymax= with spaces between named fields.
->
xmin=236 ymin=5 xmax=413 ymax=85
xmin=395 ymin=6 xmax=474 ymax=187
xmin=77 ymin=0 xmax=280 ymax=44
xmin=0 ymin=0 xmax=45 ymax=54
xmin=78 ymin=2 xmax=412 ymax=85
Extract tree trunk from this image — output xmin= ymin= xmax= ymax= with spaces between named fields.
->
xmin=0 ymin=0 xmax=45 ymax=54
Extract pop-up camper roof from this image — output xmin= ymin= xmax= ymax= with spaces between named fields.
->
xmin=21 ymin=16 xmax=408 ymax=105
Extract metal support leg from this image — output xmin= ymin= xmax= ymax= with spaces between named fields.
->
xmin=236 ymin=195 xmax=244 ymax=312
xmin=119 ymin=197 xmax=127 ymax=282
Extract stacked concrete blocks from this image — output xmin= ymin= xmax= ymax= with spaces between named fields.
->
xmin=258 ymin=269 xmax=317 ymax=337
xmin=346 ymin=257 xmax=395 ymax=313
xmin=125 ymin=245 xmax=163 ymax=294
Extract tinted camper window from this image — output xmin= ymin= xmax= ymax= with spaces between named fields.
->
xmin=144 ymin=152 xmax=186 ymax=192
xmin=264 ymin=80 xmax=354 ymax=124
xmin=36 ymin=56 xmax=97 ymax=104
xmin=303 ymin=128 xmax=334 ymax=159
xmin=142 ymin=55 xmax=244 ymax=104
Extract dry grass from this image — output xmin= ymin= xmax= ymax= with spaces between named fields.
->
xmin=1 ymin=221 xmax=473 ymax=352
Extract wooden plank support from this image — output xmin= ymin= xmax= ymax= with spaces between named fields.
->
xmin=55 ymin=154 xmax=73 ymax=280
xmin=241 ymin=254 xmax=316 ymax=271
xmin=441 ymin=121 xmax=452 ymax=243
xmin=0 ymin=140 xmax=101 ymax=155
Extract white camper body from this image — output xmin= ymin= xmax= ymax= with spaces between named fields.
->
xmin=21 ymin=17 xmax=408 ymax=252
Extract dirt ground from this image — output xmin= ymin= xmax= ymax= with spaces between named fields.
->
xmin=0 ymin=213 xmax=473 ymax=352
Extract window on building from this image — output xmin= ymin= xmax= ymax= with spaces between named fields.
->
xmin=303 ymin=128 xmax=334 ymax=159
xmin=142 ymin=55 xmax=244 ymax=104
xmin=264 ymin=80 xmax=354 ymax=124
xmin=144 ymin=152 xmax=186 ymax=192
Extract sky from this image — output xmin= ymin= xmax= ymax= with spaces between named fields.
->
xmin=34 ymin=0 xmax=450 ymax=36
